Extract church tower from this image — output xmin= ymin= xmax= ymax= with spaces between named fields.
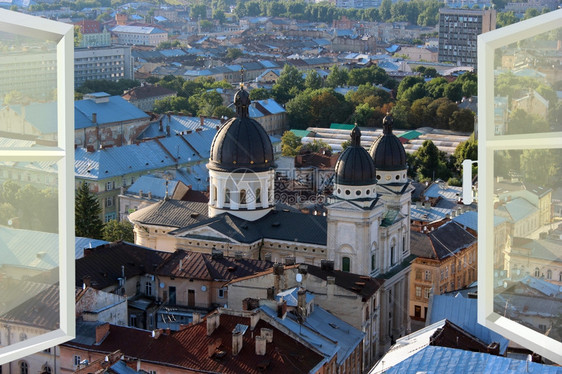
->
xmin=368 ymin=113 xmax=413 ymax=350
xmin=207 ymin=85 xmax=275 ymax=221
xmin=327 ymin=125 xmax=385 ymax=276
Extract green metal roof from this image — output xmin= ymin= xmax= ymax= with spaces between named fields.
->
xmin=330 ymin=123 xmax=355 ymax=130
xmin=290 ymin=129 xmax=310 ymax=138
xmin=398 ymin=130 xmax=422 ymax=140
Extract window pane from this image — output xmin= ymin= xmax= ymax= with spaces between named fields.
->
xmin=0 ymin=161 xmax=60 ymax=337
xmin=493 ymin=148 xmax=561 ymax=343
xmin=493 ymin=27 xmax=561 ymax=136
xmin=0 ymin=31 xmax=58 ymax=147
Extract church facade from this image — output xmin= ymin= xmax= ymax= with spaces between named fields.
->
xmin=130 ymin=87 xmax=414 ymax=352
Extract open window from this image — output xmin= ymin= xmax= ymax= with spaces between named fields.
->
xmin=478 ymin=9 xmax=562 ymax=364
xmin=0 ymin=10 xmax=75 ymax=363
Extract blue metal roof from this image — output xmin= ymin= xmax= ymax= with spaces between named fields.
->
xmin=255 ymin=99 xmax=285 ymax=114
xmin=75 ymin=95 xmax=149 ymax=129
xmin=9 ymin=102 xmax=57 ymax=134
xmin=259 ymin=60 xmax=279 ymax=69
xmin=410 ymin=205 xmax=449 ymax=222
xmin=175 ymin=163 xmax=209 ymax=191
xmin=429 ymin=294 xmax=509 ymax=354
xmin=0 ymin=227 xmax=107 ymax=269
xmin=453 ymin=211 xmax=507 ymax=232
xmin=503 ymin=197 xmax=538 ymax=222
xmin=259 ymin=303 xmax=364 ymax=366
xmin=75 ymin=140 xmax=180 ymax=180
xmin=380 ymin=345 xmax=562 ymax=374
xmin=160 ymin=49 xmax=186 ymax=57
xmin=126 ymin=175 xmax=179 ymax=199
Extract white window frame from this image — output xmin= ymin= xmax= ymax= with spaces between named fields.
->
xmin=0 ymin=10 xmax=75 ymax=363
xmin=477 ymin=9 xmax=562 ymax=364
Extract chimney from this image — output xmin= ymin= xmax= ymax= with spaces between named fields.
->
xmin=92 ymin=113 xmax=97 ymax=124
xmin=192 ymin=313 xmax=201 ymax=324
xmin=159 ymin=118 xmax=163 ymax=131
xmin=327 ymin=276 xmax=335 ymax=298
xmin=151 ymin=329 xmax=162 ymax=339
xmin=266 ymin=286 xmax=275 ymax=300
xmin=138 ymin=189 xmax=143 ymax=198
xmin=297 ymin=288 xmax=306 ymax=311
xmin=250 ymin=312 xmax=260 ymax=329
xmin=264 ymin=253 xmax=272 ymax=261
xmin=277 ymin=300 xmax=287 ymax=319
xmin=486 ymin=342 xmax=500 ymax=356
xmin=147 ymin=191 xmax=152 ymax=200
xmin=232 ymin=330 xmax=243 ymax=356
xmin=200 ymin=115 xmax=204 ymax=127
xmin=87 ymin=144 xmax=95 ymax=152
xmin=255 ymin=336 xmax=267 ymax=356
xmin=234 ymin=252 xmax=243 ymax=260
xmin=321 ymin=260 xmax=334 ymax=271
xmin=273 ymin=263 xmax=284 ymax=275
xmin=95 ymin=323 xmax=110 ymax=344
xmin=261 ymin=328 xmax=273 ymax=343
xmin=284 ymin=256 xmax=295 ymax=266
xmin=166 ymin=125 xmax=171 ymax=137
xmin=207 ymin=313 xmax=220 ymax=336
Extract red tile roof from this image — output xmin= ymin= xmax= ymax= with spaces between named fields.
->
xmin=65 ymin=311 xmax=323 ymax=374
xmin=75 ymin=20 xmax=102 ymax=34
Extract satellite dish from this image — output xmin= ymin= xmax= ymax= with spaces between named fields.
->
xmin=201 ymin=285 xmax=207 ymax=292
xmin=159 ymin=282 xmax=165 ymax=288
xmin=7 ymin=219 xmax=12 ymax=226
xmin=296 ymin=273 xmax=303 ymax=283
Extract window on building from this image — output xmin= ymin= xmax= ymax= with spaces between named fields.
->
xmin=218 ymin=288 xmax=225 ymax=299
xmin=423 ymin=288 xmax=431 ymax=299
xmin=255 ymin=188 xmax=261 ymax=204
xmin=342 ymin=257 xmax=351 ymax=272
xmin=415 ymin=270 xmax=422 ymax=280
xmin=478 ymin=11 xmax=562 ymax=364
xmin=534 ymin=267 xmax=540 ymax=277
xmin=546 ymin=270 xmax=552 ymax=280
xmin=239 ymin=189 xmax=246 ymax=205
xmin=415 ymin=286 xmax=421 ymax=298
xmin=371 ymin=254 xmax=376 ymax=271
xmin=130 ymin=315 xmax=137 ymax=326
xmin=19 ymin=361 xmax=28 ymax=374
xmin=145 ymin=280 xmax=152 ymax=296
xmin=424 ymin=270 xmax=432 ymax=281
xmin=73 ymin=355 xmax=81 ymax=367
xmin=42 ymin=366 xmax=52 ymax=374
xmin=225 ymin=189 xmax=230 ymax=204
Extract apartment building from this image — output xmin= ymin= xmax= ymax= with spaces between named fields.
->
xmin=438 ymin=8 xmax=496 ymax=67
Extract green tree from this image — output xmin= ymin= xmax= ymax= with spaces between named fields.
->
xmin=520 ymin=149 xmax=561 ymax=187
xmin=309 ymin=90 xmax=352 ymax=127
xmin=380 ymin=0 xmax=392 ymax=21
xmin=212 ymin=105 xmax=235 ymax=119
xmin=0 ymin=202 xmax=16 ymax=227
xmin=352 ymin=103 xmax=377 ymax=126
xmin=250 ymin=88 xmax=270 ymax=100
xmin=396 ymin=76 xmax=424 ymax=100
xmin=199 ymin=19 xmax=214 ymax=32
xmin=272 ymin=64 xmax=305 ymax=104
xmin=281 ymin=131 xmax=302 ymax=156
xmin=425 ymin=77 xmax=448 ymax=99
xmin=226 ymin=47 xmax=243 ymax=60
xmin=497 ymin=11 xmax=518 ymax=28
xmin=412 ymin=140 xmax=451 ymax=181
xmin=450 ymin=108 xmax=475 ymax=132
xmin=453 ymin=136 xmax=478 ymax=172
xmin=74 ymin=25 xmax=83 ymax=47
xmin=444 ymin=81 xmax=463 ymax=102
xmin=75 ymin=182 xmax=103 ymax=239
xmin=325 ymin=65 xmax=349 ymax=88
xmin=191 ymin=4 xmax=207 ymax=19
xmin=305 ymin=70 xmax=324 ymax=90
xmin=102 ymin=220 xmax=134 ymax=242
xmin=300 ymin=139 xmax=332 ymax=153
xmin=408 ymin=97 xmax=433 ymax=127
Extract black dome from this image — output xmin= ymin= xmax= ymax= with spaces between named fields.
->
xmin=207 ymin=87 xmax=274 ymax=172
xmin=369 ymin=114 xmax=407 ymax=171
xmin=335 ymin=126 xmax=377 ymax=186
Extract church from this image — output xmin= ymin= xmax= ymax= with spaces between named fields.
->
xmin=130 ymin=85 xmax=415 ymax=348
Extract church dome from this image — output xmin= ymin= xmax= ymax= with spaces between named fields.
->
xmin=335 ymin=126 xmax=377 ymax=186
xmin=207 ymin=86 xmax=274 ymax=172
xmin=369 ymin=114 xmax=407 ymax=171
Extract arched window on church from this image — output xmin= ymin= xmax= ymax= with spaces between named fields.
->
xmin=371 ymin=254 xmax=376 ymax=272
xmin=225 ymin=189 xmax=230 ymax=204
xmin=546 ymin=269 xmax=552 ymax=280
xmin=240 ymin=189 xmax=246 ymax=205
xmin=342 ymin=257 xmax=351 ymax=272
xmin=256 ymin=188 xmax=261 ymax=204
xmin=213 ymin=185 xmax=217 ymax=203
xmin=534 ymin=267 xmax=540 ymax=277
xmin=390 ymin=239 xmax=397 ymax=266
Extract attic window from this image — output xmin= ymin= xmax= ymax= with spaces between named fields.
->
xmin=329 ymin=323 xmax=338 ymax=329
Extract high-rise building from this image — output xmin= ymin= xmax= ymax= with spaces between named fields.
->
xmin=74 ymin=46 xmax=133 ymax=87
xmin=438 ymin=8 xmax=496 ymax=67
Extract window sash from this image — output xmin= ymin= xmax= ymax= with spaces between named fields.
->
xmin=477 ymin=9 xmax=562 ymax=364
xmin=0 ymin=9 xmax=75 ymax=364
